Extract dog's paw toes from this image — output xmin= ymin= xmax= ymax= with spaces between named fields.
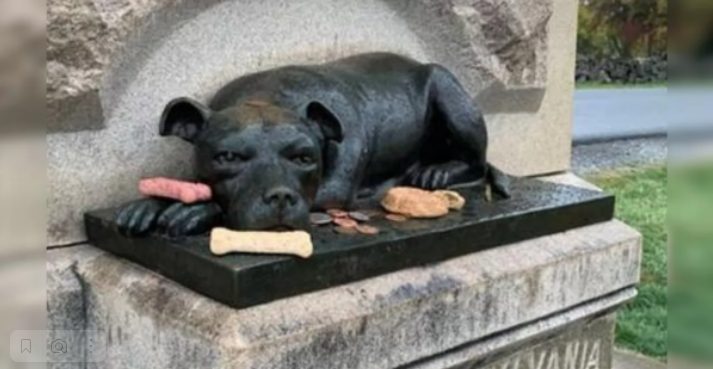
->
xmin=430 ymin=168 xmax=452 ymax=189
xmin=414 ymin=168 xmax=444 ymax=190
xmin=407 ymin=162 xmax=472 ymax=190
xmin=116 ymin=198 xmax=169 ymax=237
xmin=158 ymin=202 xmax=222 ymax=237
xmin=408 ymin=165 xmax=457 ymax=190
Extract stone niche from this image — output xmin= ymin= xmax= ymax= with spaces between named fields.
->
xmin=47 ymin=0 xmax=577 ymax=246
xmin=46 ymin=4 xmax=640 ymax=369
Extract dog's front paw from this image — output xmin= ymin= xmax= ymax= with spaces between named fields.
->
xmin=116 ymin=198 xmax=171 ymax=237
xmin=156 ymin=202 xmax=222 ymax=237
xmin=407 ymin=162 xmax=470 ymax=190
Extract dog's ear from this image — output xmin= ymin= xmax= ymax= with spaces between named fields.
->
xmin=305 ymin=101 xmax=343 ymax=143
xmin=159 ymin=97 xmax=211 ymax=143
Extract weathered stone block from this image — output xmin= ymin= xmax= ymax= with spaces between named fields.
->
xmin=47 ymin=218 xmax=641 ymax=369
xmin=451 ymin=314 xmax=615 ymax=369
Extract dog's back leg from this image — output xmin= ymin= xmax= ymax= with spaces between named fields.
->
xmin=413 ymin=64 xmax=510 ymax=198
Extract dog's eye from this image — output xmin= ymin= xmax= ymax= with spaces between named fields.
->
xmin=214 ymin=151 xmax=244 ymax=164
xmin=290 ymin=154 xmax=314 ymax=165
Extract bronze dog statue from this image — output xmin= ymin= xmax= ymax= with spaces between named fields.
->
xmin=117 ymin=52 xmax=509 ymax=236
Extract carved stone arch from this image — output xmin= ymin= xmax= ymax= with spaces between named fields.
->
xmin=48 ymin=0 xmax=552 ymax=132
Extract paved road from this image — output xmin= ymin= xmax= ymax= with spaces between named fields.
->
xmin=572 ymin=137 xmax=666 ymax=175
xmin=573 ymin=88 xmax=667 ymax=143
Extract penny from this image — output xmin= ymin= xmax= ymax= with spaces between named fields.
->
xmin=326 ymin=209 xmax=348 ymax=218
xmin=356 ymin=224 xmax=380 ymax=235
xmin=385 ymin=213 xmax=408 ymax=222
xmin=348 ymin=211 xmax=370 ymax=222
xmin=334 ymin=226 xmax=358 ymax=235
xmin=333 ymin=217 xmax=358 ymax=228
xmin=309 ymin=212 xmax=333 ymax=225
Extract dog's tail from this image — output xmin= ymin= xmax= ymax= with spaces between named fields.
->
xmin=487 ymin=164 xmax=511 ymax=199
xmin=446 ymin=163 xmax=511 ymax=199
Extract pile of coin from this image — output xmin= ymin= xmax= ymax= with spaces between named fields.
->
xmin=310 ymin=209 xmax=382 ymax=235
xmin=310 ymin=188 xmax=466 ymax=236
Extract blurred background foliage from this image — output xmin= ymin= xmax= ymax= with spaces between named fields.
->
xmin=668 ymin=160 xmax=713 ymax=365
xmin=669 ymin=0 xmax=713 ymax=57
xmin=578 ymin=0 xmax=667 ymax=58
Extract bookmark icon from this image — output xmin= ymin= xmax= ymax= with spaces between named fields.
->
xmin=20 ymin=339 xmax=31 ymax=353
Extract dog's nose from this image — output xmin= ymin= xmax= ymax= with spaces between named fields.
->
xmin=263 ymin=186 xmax=298 ymax=209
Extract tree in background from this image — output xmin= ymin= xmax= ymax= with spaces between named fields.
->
xmin=668 ymin=0 xmax=713 ymax=58
xmin=578 ymin=0 xmax=667 ymax=58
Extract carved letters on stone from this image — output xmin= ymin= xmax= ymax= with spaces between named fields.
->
xmin=491 ymin=339 xmax=602 ymax=369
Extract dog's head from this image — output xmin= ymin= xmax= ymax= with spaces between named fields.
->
xmin=159 ymin=97 xmax=343 ymax=230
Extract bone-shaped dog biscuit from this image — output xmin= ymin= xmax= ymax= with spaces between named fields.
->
xmin=139 ymin=177 xmax=212 ymax=203
xmin=210 ymin=228 xmax=313 ymax=258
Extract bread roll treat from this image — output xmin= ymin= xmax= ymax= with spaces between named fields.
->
xmin=433 ymin=190 xmax=466 ymax=210
xmin=380 ymin=187 xmax=449 ymax=218
xmin=210 ymin=228 xmax=313 ymax=258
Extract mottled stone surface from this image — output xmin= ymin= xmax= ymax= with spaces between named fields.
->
xmin=410 ymin=304 xmax=624 ymax=369
xmin=46 ymin=0 xmax=216 ymax=132
xmin=46 ymin=0 xmax=577 ymax=246
xmin=485 ymin=0 xmax=577 ymax=177
xmin=46 ymin=218 xmax=641 ymax=369
xmin=47 ymin=0 xmax=552 ymax=132
xmin=458 ymin=313 xmax=615 ymax=369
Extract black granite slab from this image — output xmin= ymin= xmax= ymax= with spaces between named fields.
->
xmin=85 ymin=177 xmax=614 ymax=308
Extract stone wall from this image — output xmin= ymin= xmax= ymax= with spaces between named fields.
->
xmin=47 ymin=0 xmax=557 ymax=132
xmin=47 ymin=0 xmax=578 ymax=246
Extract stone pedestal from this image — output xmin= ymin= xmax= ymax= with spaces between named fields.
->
xmin=47 ymin=203 xmax=641 ymax=368
xmin=45 ymin=0 xmax=634 ymax=366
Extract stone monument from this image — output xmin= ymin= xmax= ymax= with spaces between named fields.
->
xmin=47 ymin=1 xmax=642 ymax=368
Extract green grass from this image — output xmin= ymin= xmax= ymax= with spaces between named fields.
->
xmin=576 ymin=81 xmax=667 ymax=89
xmin=587 ymin=166 xmax=667 ymax=360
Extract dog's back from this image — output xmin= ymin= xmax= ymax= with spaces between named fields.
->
xmin=209 ymin=53 xmax=430 ymax=123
